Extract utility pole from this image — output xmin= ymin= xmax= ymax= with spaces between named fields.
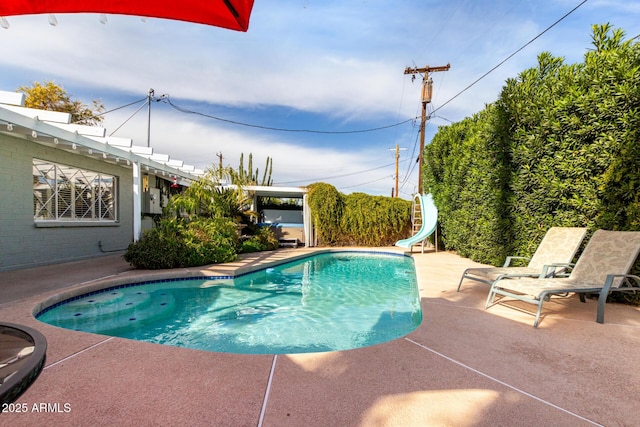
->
xmin=146 ymin=89 xmax=167 ymax=148
xmin=216 ymin=152 xmax=223 ymax=170
xmin=216 ymin=152 xmax=223 ymax=182
xmin=147 ymin=88 xmax=154 ymax=148
xmin=404 ymin=64 xmax=450 ymax=194
xmin=389 ymin=144 xmax=407 ymax=198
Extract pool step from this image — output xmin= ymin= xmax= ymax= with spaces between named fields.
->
xmin=278 ymin=238 xmax=299 ymax=248
xmin=44 ymin=290 xmax=176 ymax=333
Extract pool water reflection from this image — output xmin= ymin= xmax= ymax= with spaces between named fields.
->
xmin=37 ymin=252 xmax=422 ymax=354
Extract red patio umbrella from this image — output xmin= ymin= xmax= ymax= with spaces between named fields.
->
xmin=0 ymin=0 xmax=255 ymax=31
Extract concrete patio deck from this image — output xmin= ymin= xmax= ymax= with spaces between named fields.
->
xmin=1 ymin=248 xmax=639 ymax=426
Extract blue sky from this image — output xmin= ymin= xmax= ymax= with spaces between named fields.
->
xmin=1 ymin=0 xmax=639 ymax=198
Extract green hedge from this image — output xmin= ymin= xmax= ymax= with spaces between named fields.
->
xmin=307 ymin=183 xmax=411 ymax=246
xmin=306 ymin=183 xmax=344 ymax=245
xmin=423 ymin=24 xmax=640 ymax=271
xmin=424 ymin=107 xmax=511 ymax=264
xmin=124 ymin=218 xmax=239 ymax=269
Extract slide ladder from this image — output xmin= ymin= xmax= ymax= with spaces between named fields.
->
xmin=395 ymin=193 xmax=438 ymax=253
xmin=411 ymin=195 xmax=423 ymax=236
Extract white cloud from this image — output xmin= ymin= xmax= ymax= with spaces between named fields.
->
xmin=2 ymin=0 xmax=639 ymax=197
xmin=102 ymin=108 xmax=398 ymax=194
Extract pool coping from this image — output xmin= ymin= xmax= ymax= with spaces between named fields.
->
xmin=33 ymin=249 xmax=420 ymax=355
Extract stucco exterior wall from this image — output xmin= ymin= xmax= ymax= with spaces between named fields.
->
xmin=0 ymin=133 xmax=134 ymax=271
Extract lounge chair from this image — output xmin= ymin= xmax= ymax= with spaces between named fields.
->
xmin=485 ymin=230 xmax=640 ymax=327
xmin=457 ymin=227 xmax=587 ymax=291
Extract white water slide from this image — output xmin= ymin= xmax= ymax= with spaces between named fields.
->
xmin=395 ymin=193 xmax=438 ymax=253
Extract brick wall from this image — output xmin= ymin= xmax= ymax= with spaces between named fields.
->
xmin=0 ymin=133 xmax=134 ymax=271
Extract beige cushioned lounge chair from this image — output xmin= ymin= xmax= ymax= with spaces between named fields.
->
xmin=485 ymin=229 xmax=640 ymax=327
xmin=457 ymin=227 xmax=588 ymax=291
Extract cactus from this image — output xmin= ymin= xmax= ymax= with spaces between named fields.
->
xmin=234 ymin=153 xmax=272 ymax=186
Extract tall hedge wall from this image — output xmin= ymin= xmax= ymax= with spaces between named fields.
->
xmin=423 ymin=24 xmax=640 ymax=266
xmin=307 ymin=182 xmax=412 ymax=246
xmin=424 ymin=106 xmax=512 ymax=263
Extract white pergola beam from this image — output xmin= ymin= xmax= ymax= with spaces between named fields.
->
xmin=49 ymin=122 xmax=106 ymax=137
xmin=150 ymin=153 xmax=170 ymax=162
xmin=129 ymin=145 xmax=153 ymax=155
xmin=87 ymin=136 xmax=133 ymax=148
xmin=0 ymin=104 xmax=70 ymax=123
xmin=166 ymin=159 xmax=183 ymax=167
xmin=0 ymin=91 xmax=25 ymax=106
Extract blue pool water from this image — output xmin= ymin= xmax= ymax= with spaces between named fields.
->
xmin=37 ymin=252 xmax=421 ymax=354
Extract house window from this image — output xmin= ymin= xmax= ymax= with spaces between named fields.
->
xmin=33 ymin=159 xmax=117 ymax=222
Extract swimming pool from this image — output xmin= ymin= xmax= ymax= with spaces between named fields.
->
xmin=36 ymin=252 xmax=421 ymax=354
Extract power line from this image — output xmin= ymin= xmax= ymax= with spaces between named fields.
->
xmin=398 ymin=102 xmax=439 ymax=194
xmin=162 ymin=95 xmax=414 ymax=135
xmin=71 ymin=97 xmax=147 ymax=124
xmin=100 ymin=97 xmax=147 ymax=116
xmin=396 ymin=0 xmax=588 ymax=194
xmin=399 ymin=151 xmax=419 ymax=192
xmin=108 ymin=99 xmax=149 ymax=137
xmin=432 ymin=0 xmax=589 ymax=115
xmin=430 ymin=114 xmax=454 ymax=123
xmin=446 ymin=0 xmax=527 ymax=67
xmin=399 ymin=119 xmax=422 ymax=189
xmin=395 ymin=0 xmax=587 ymax=193
xmin=338 ymin=174 xmax=394 ymax=190
xmin=275 ymin=161 xmax=399 ymax=185
xmin=403 ymin=64 xmax=451 ymax=194
xmin=390 ymin=68 xmax=410 ymax=152
xmin=422 ymin=0 xmax=468 ymax=53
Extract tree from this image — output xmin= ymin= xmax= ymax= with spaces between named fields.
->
xmin=17 ymin=81 xmax=105 ymax=126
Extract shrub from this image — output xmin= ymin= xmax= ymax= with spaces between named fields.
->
xmin=239 ymin=238 xmax=264 ymax=253
xmin=177 ymin=219 xmax=239 ymax=266
xmin=123 ymin=220 xmax=183 ymax=269
xmin=254 ymin=226 xmax=280 ymax=250
xmin=124 ymin=218 xmax=238 ymax=269
xmin=307 ymin=183 xmax=411 ymax=246
xmin=239 ymin=226 xmax=279 ymax=253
